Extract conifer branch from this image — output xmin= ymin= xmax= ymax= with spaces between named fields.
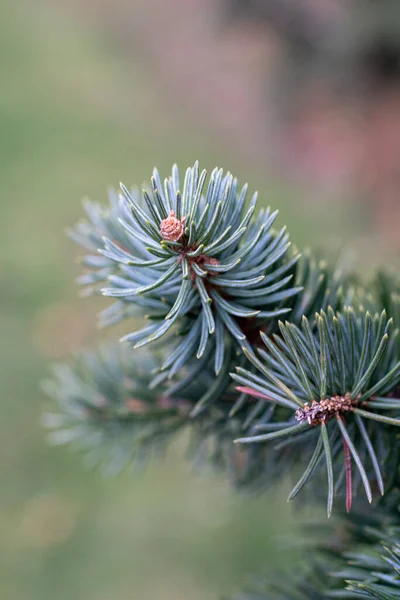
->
xmin=232 ymin=308 xmax=400 ymax=512
xmin=42 ymin=160 xmax=400 ymax=600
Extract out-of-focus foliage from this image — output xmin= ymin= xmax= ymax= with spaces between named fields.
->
xmin=5 ymin=0 xmax=400 ymax=599
xmin=227 ymin=501 xmax=400 ymax=599
xmin=1 ymin=2 xmax=305 ymax=599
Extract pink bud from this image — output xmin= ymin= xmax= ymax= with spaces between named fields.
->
xmin=160 ymin=211 xmax=185 ymax=242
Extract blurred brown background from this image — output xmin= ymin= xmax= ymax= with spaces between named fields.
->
xmin=1 ymin=0 xmax=399 ymax=598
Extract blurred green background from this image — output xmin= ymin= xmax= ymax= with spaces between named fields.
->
xmin=0 ymin=1 xmax=390 ymax=598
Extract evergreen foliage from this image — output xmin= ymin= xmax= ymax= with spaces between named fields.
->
xmin=44 ymin=161 xmax=400 ymax=598
xmin=70 ymin=163 xmax=300 ymax=379
xmin=233 ymin=308 xmax=400 ymax=514
xmin=42 ymin=345 xmax=189 ymax=474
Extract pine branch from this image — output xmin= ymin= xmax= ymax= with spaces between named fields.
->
xmin=44 ymin=158 xmax=400 ymax=600
xmin=288 ymin=251 xmax=350 ymax=325
xmin=42 ymin=344 xmax=190 ymax=474
xmin=70 ymin=162 xmax=300 ymax=380
xmin=232 ymin=308 xmax=400 ymax=514
xmin=41 ymin=341 xmax=279 ymax=487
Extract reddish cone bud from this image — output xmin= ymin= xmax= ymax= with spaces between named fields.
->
xmin=160 ymin=210 xmax=185 ymax=241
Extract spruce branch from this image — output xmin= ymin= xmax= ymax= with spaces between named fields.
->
xmin=42 ymin=345 xmax=190 ymax=474
xmin=42 ymin=342 xmax=279 ymax=488
xmin=288 ymin=251 xmax=350 ymax=325
xmin=232 ymin=308 xmax=400 ymax=515
xmin=70 ymin=162 xmax=300 ymax=379
xmin=46 ymin=157 xmax=400 ymax=600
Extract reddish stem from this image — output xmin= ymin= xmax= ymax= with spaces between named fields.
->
xmin=343 ymin=436 xmax=353 ymax=513
xmin=236 ymin=386 xmax=273 ymax=401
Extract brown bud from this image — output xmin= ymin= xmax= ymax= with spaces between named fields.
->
xmin=160 ymin=210 xmax=185 ymax=242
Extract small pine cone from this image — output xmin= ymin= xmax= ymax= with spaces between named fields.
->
xmin=160 ymin=211 xmax=185 ymax=242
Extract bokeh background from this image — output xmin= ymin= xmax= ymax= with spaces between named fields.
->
xmin=1 ymin=1 xmax=399 ymax=598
